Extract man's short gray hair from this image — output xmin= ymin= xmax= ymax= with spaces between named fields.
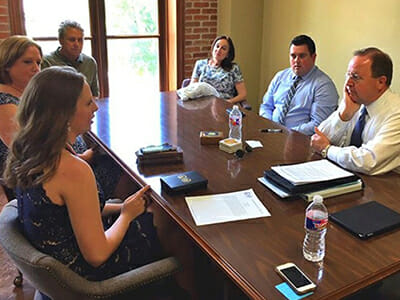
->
xmin=58 ymin=20 xmax=84 ymax=40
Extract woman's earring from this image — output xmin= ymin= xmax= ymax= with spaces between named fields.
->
xmin=67 ymin=122 xmax=71 ymax=132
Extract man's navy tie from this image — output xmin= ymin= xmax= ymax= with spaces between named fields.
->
xmin=350 ymin=106 xmax=368 ymax=147
xmin=278 ymin=76 xmax=301 ymax=124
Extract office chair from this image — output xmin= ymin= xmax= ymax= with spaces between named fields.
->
xmin=0 ymin=200 xmax=181 ymax=300
xmin=0 ymin=178 xmax=22 ymax=287
xmin=181 ymin=78 xmax=252 ymax=110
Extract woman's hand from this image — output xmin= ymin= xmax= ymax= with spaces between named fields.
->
xmin=228 ymin=81 xmax=247 ymax=104
xmin=120 ymin=185 xmax=150 ymax=221
xmin=190 ymin=78 xmax=199 ymax=85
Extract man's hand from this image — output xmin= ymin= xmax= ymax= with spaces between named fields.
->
xmin=311 ymin=127 xmax=330 ymax=153
xmin=339 ymin=86 xmax=361 ymax=121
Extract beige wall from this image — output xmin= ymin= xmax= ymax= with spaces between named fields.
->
xmin=219 ymin=0 xmax=400 ymax=111
xmin=218 ymin=0 xmax=264 ymax=108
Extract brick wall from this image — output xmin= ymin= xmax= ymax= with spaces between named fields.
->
xmin=183 ymin=0 xmax=218 ymax=80
xmin=0 ymin=0 xmax=10 ymax=39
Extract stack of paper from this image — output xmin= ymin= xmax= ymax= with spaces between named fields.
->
xmin=260 ymin=160 xmax=364 ymax=201
xmin=271 ymin=160 xmax=354 ymax=185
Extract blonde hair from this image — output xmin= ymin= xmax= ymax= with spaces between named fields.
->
xmin=0 ymin=35 xmax=42 ymax=84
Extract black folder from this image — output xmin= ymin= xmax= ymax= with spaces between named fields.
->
xmin=263 ymin=169 xmax=361 ymax=194
xmin=329 ymin=201 xmax=400 ymax=240
xmin=160 ymin=171 xmax=207 ymax=194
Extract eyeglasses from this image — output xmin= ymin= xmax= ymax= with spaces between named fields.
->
xmin=234 ymin=144 xmax=253 ymax=159
xmin=346 ymin=72 xmax=363 ymax=83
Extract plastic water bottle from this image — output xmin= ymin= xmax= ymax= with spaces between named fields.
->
xmin=303 ymin=195 xmax=328 ymax=262
xmin=229 ymin=105 xmax=242 ymax=142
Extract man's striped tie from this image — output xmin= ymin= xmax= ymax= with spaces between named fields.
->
xmin=277 ymin=76 xmax=301 ymax=125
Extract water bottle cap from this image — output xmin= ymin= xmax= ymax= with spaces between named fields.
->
xmin=313 ymin=195 xmax=323 ymax=203
xmin=233 ymin=105 xmax=239 ymax=110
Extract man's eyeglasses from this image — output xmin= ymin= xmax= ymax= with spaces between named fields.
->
xmin=346 ymin=72 xmax=363 ymax=83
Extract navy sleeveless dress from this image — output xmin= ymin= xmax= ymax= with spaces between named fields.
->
xmin=17 ymin=184 xmax=162 ymax=281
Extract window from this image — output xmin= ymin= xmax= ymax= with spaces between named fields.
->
xmin=23 ymin=0 xmax=92 ymax=57
xmin=104 ymin=0 xmax=160 ymax=99
xmin=9 ymin=0 xmax=182 ymax=98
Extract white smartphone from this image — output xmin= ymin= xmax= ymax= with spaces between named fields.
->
xmin=275 ymin=262 xmax=316 ymax=294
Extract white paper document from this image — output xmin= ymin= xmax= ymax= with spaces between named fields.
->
xmin=271 ymin=159 xmax=354 ymax=185
xmin=185 ymin=189 xmax=270 ymax=226
xmin=245 ymin=140 xmax=263 ymax=148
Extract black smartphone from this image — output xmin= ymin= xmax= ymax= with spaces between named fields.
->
xmin=275 ymin=262 xmax=316 ymax=294
xmin=226 ymin=108 xmax=246 ymax=117
xmin=140 ymin=143 xmax=176 ymax=154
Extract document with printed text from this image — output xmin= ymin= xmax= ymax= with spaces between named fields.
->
xmin=185 ymin=189 xmax=270 ymax=226
xmin=271 ymin=159 xmax=354 ymax=185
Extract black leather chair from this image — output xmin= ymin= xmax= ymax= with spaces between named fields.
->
xmin=0 ymin=178 xmax=22 ymax=287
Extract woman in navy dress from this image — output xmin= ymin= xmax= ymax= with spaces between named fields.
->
xmin=3 ymin=66 xmax=161 ymax=281
xmin=0 ymin=35 xmax=120 ymax=203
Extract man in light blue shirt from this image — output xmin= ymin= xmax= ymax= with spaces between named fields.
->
xmin=259 ymin=35 xmax=338 ymax=135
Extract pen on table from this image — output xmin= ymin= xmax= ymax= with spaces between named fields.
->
xmin=260 ymin=128 xmax=283 ymax=133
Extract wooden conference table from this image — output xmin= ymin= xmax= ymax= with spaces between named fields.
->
xmin=91 ymin=92 xmax=400 ymax=299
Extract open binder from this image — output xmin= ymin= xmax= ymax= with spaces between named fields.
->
xmin=262 ymin=160 xmax=364 ymax=199
xmin=264 ymin=169 xmax=361 ymax=194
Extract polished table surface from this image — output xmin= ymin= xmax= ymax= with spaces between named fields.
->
xmin=91 ymin=92 xmax=400 ymax=299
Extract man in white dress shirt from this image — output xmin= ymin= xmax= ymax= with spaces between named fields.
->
xmin=311 ymin=47 xmax=400 ymax=175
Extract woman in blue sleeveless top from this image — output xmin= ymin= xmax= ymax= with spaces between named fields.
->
xmin=3 ymin=67 xmax=161 ymax=281
xmin=0 ymin=35 xmax=120 ymax=204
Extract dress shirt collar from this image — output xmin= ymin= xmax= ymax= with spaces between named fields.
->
xmin=365 ymin=88 xmax=391 ymax=118
xmin=290 ymin=65 xmax=317 ymax=81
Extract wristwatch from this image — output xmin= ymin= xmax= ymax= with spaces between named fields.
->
xmin=321 ymin=144 xmax=331 ymax=158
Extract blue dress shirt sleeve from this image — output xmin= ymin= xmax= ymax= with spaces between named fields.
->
xmin=259 ymin=71 xmax=282 ymax=120
xmin=291 ymin=78 xmax=338 ymax=135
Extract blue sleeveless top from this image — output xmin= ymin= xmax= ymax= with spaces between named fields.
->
xmin=0 ymin=92 xmax=19 ymax=173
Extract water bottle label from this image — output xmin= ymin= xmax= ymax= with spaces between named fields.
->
xmin=305 ymin=216 xmax=328 ymax=231
xmin=230 ymin=116 xmax=241 ymax=126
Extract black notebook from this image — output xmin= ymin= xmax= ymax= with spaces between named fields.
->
xmin=264 ymin=169 xmax=361 ymax=194
xmin=160 ymin=171 xmax=207 ymax=194
xmin=329 ymin=201 xmax=400 ymax=240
